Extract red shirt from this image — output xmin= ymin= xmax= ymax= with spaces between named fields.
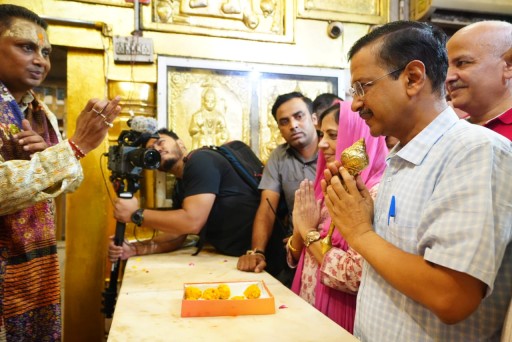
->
xmin=485 ymin=107 xmax=512 ymax=141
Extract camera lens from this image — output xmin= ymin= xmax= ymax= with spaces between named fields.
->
xmin=142 ymin=149 xmax=161 ymax=169
xmin=127 ymin=147 xmax=161 ymax=169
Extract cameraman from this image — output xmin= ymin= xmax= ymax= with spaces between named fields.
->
xmin=109 ymin=129 xmax=277 ymax=262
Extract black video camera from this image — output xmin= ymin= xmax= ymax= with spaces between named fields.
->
xmin=107 ymin=129 xmax=161 ymax=181
xmin=103 ymin=124 xmax=161 ymax=319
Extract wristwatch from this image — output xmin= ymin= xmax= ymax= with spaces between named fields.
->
xmin=246 ymin=249 xmax=266 ymax=259
xmin=304 ymin=230 xmax=321 ymax=247
xmin=131 ymin=209 xmax=145 ymax=226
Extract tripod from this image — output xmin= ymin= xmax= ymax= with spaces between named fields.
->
xmin=102 ymin=176 xmax=141 ymax=318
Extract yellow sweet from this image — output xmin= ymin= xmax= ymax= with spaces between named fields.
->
xmin=201 ymin=287 xmax=220 ymax=300
xmin=184 ymin=286 xmax=202 ymax=300
xmin=243 ymin=284 xmax=261 ymax=299
xmin=217 ymin=284 xmax=231 ymax=299
xmin=230 ymin=295 xmax=245 ymax=300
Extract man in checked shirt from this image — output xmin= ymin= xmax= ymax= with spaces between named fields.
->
xmin=323 ymin=21 xmax=511 ymax=341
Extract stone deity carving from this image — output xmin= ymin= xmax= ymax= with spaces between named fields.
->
xmin=188 ymin=87 xmax=229 ymax=149
xmin=156 ymin=0 xmax=174 ymax=22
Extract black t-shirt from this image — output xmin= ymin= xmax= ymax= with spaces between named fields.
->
xmin=181 ymin=149 xmax=259 ymax=256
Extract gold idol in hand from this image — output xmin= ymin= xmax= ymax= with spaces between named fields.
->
xmin=321 ymin=138 xmax=369 ymax=255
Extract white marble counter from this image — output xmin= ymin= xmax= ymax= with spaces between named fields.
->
xmin=107 ymin=246 xmax=359 ymax=342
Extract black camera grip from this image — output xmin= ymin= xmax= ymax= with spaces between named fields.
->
xmin=102 ymin=221 xmax=126 ymax=318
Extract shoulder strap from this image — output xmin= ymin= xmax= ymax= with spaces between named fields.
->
xmin=208 ymin=141 xmax=263 ymax=193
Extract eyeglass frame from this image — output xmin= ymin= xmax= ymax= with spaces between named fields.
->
xmin=349 ymin=65 xmax=406 ymax=98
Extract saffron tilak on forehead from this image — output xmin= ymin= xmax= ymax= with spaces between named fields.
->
xmin=2 ymin=20 xmax=49 ymax=48
xmin=38 ymin=32 xmax=44 ymax=46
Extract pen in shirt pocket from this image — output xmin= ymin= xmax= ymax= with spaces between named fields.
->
xmin=387 ymin=195 xmax=396 ymax=225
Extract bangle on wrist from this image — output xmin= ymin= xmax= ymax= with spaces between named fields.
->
xmin=287 ymin=236 xmax=300 ymax=253
xmin=68 ymin=139 xmax=86 ymax=160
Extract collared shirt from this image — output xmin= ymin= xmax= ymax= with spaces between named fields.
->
xmin=259 ymin=143 xmax=317 ymax=215
xmin=354 ymin=107 xmax=512 ymax=341
xmin=18 ymin=91 xmax=35 ymax=113
xmin=484 ymin=107 xmax=512 ymax=141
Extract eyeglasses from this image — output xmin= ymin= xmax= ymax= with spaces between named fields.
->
xmin=349 ymin=66 xmax=405 ymax=98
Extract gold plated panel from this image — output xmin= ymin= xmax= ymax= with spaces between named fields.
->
xmin=167 ymin=69 xmax=252 ymax=149
xmin=142 ymin=0 xmax=294 ymax=42
xmin=297 ymin=0 xmax=389 ymax=24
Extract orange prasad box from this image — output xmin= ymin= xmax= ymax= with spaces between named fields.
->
xmin=181 ymin=280 xmax=275 ymax=317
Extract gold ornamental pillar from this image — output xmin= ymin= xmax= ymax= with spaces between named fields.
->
xmin=64 ymin=49 xmax=111 ymax=342
xmin=64 ymin=69 xmax=156 ymax=339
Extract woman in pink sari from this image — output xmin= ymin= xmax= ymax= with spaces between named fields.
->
xmin=287 ymin=100 xmax=388 ymax=333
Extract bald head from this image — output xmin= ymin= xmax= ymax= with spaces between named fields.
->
xmin=451 ymin=21 xmax=512 ymax=58
xmin=446 ymin=21 xmax=512 ymax=123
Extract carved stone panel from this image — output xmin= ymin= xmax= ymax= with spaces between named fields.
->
xmin=142 ymin=0 xmax=294 ymax=42
xmin=166 ymin=69 xmax=252 ymax=150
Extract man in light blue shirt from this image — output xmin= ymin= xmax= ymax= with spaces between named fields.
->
xmin=323 ymin=21 xmax=512 ymax=341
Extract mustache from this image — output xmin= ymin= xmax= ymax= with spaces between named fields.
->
xmin=446 ymin=80 xmax=467 ymax=92
xmin=359 ymin=109 xmax=373 ymax=120
xmin=28 ymin=67 xmax=45 ymax=73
